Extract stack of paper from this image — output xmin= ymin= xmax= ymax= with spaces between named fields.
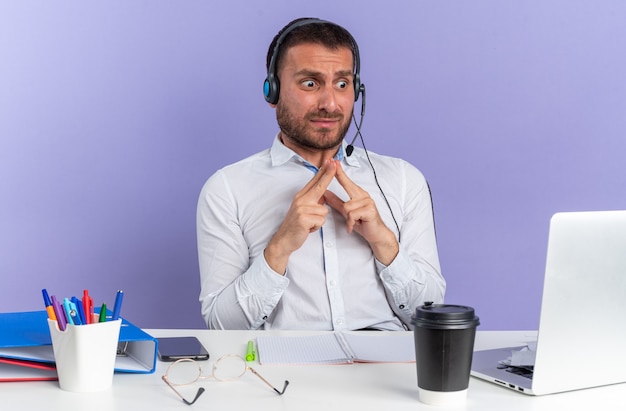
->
xmin=256 ymin=332 xmax=416 ymax=365
xmin=0 ymin=358 xmax=57 ymax=382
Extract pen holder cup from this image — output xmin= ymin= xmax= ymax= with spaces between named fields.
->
xmin=47 ymin=319 xmax=121 ymax=392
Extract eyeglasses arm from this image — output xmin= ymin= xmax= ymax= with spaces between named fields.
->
xmin=247 ymin=366 xmax=290 ymax=395
xmin=162 ymin=375 xmax=206 ymax=405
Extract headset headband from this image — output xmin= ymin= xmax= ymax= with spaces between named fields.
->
xmin=263 ymin=18 xmax=362 ymax=104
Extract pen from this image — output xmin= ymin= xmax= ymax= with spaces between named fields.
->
xmin=72 ymin=296 xmax=86 ymax=325
xmin=51 ymin=295 xmax=67 ymax=331
xmin=112 ymin=290 xmax=124 ymax=321
xmin=70 ymin=299 xmax=82 ymax=325
xmin=82 ymin=290 xmax=92 ymax=324
xmin=63 ymin=298 xmax=75 ymax=326
xmin=41 ymin=289 xmax=56 ymax=321
xmin=89 ymin=295 xmax=94 ymax=323
xmin=246 ymin=340 xmax=256 ymax=362
xmin=99 ymin=302 xmax=107 ymax=322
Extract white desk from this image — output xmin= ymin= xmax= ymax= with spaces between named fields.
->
xmin=2 ymin=330 xmax=625 ymax=410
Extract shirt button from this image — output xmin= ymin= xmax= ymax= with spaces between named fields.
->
xmin=329 ymin=280 xmax=337 ymax=287
xmin=399 ymin=305 xmax=405 ymax=309
xmin=325 ymin=241 xmax=334 ymax=248
xmin=335 ymin=318 xmax=344 ymax=325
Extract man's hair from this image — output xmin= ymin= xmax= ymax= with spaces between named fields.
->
xmin=265 ymin=18 xmax=358 ymax=75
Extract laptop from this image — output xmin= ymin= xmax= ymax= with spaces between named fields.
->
xmin=471 ymin=210 xmax=626 ymax=395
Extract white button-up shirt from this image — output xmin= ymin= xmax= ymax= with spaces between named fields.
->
xmin=197 ymin=135 xmax=445 ymax=330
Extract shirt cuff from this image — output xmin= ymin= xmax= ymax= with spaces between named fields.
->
xmin=244 ymin=254 xmax=290 ymax=301
xmin=376 ymin=248 xmax=419 ymax=289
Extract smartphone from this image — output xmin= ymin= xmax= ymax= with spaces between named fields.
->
xmin=157 ymin=337 xmax=210 ymax=361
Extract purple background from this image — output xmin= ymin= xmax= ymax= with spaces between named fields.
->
xmin=1 ymin=1 xmax=624 ymax=330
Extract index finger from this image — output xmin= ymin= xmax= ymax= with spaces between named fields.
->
xmin=333 ymin=160 xmax=366 ymax=199
xmin=298 ymin=159 xmax=337 ymax=201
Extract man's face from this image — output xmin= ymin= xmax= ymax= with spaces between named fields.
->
xmin=274 ymin=43 xmax=355 ymax=152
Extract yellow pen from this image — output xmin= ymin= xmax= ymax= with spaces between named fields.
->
xmin=246 ymin=340 xmax=256 ymax=362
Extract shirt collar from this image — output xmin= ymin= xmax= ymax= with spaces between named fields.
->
xmin=270 ymin=133 xmax=361 ymax=169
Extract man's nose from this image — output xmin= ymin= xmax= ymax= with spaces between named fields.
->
xmin=317 ymin=86 xmax=338 ymax=112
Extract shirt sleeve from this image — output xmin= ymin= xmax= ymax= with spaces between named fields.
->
xmin=375 ymin=161 xmax=446 ymax=329
xmin=197 ymin=170 xmax=289 ymax=329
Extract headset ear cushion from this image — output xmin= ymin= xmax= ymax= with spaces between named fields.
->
xmin=263 ymin=79 xmax=271 ymax=100
xmin=263 ymin=74 xmax=279 ymax=104
xmin=354 ymin=74 xmax=362 ymax=102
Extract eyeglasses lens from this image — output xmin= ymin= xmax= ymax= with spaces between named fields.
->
xmin=213 ymin=355 xmax=247 ymax=381
xmin=168 ymin=359 xmax=202 ymax=385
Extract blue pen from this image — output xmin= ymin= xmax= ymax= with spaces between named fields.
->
xmin=72 ymin=296 xmax=87 ymax=325
xmin=112 ymin=290 xmax=124 ymax=321
xmin=63 ymin=298 xmax=75 ymax=325
xmin=42 ymin=289 xmax=56 ymax=321
xmin=69 ymin=300 xmax=82 ymax=325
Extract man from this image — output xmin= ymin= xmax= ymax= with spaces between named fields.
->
xmin=197 ymin=18 xmax=445 ymax=330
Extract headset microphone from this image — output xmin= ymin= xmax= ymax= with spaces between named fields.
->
xmin=346 ymin=84 xmax=366 ymax=157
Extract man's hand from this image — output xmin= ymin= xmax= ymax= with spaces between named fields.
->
xmin=324 ymin=160 xmax=399 ymax=265
xmin=264 ymin=159 xmax=338 ymax=274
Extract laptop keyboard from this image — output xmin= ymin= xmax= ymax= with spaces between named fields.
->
xmin=499 ymin=364 xmax=534 ymax=380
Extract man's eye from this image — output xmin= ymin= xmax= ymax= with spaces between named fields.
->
xmin=337 ymin=80 xmax=348 ymax=89
xmin=302 ymin=80 xmax=316 ymax=88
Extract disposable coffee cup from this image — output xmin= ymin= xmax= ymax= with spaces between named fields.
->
xmin=47 ymin=318 xmax=121 ymax=392
xmin=411 ymin=303 xmax=479 ymax=406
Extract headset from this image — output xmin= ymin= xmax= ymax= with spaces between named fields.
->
xmin=263 ymin=18 xmax=363 ymax=105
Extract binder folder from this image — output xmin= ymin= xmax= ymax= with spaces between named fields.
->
xmin=0 ymin=311 xmax=158 ymax=374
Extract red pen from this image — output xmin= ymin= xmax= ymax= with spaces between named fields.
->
xmin=89 ymin=296 xmax=94 ymax=322
xmin=82 ymin=290 xmax=92 ymax=324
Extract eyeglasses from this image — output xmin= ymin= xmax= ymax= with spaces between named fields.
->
xmin=161 ymin=354 xmax=290 ymax=405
